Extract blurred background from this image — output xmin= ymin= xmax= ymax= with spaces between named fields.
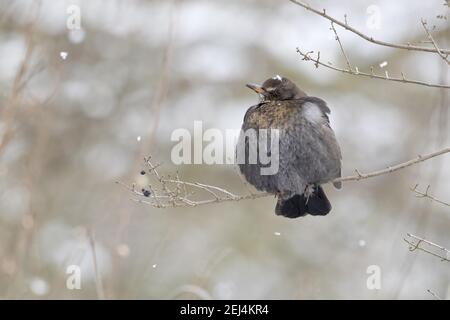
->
xmin=0 ymin=0 xmax=449 ymax=299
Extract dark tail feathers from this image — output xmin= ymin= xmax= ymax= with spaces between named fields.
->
xmin=275 ymin=186 xmax=332 ymax=218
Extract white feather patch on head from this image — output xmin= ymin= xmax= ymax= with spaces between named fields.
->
xmin=302 ymin=102 xmax=324 ymax=124
xmin=273 ymin=75 xmax=282 ymax=81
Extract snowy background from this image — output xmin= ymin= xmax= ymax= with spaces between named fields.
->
xmin=0 ymin=0 xmax=449 ymax=299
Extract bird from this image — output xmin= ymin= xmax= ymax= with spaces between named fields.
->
xmin=237 ymin=75 xmax=342 ymax=218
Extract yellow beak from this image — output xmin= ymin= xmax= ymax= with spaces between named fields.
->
xmin=246 ymin=83 xmax=265 ymax=94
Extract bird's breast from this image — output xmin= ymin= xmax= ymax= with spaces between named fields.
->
xmin=245 ymin=102 xmax=297 ymax=130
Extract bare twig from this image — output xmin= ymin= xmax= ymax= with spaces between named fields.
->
xmin=120 ymin=147 xmax=449 ymax=209
xmin=117 ymin=156 xmax=267 ymax=209
xmin=0 ymin=26 xmax=35 ymax=155
xmin=411 ymin=184 xmax=449 ymax=207
xmin=421 ymin=19 xmax=450 ymax=66
xmin=297 ymin=48 xmax=450 ymax=89
xmin=87 ymin=230 xmax=106 ymax=300
xmin=404 ymin=233 xmax=450 ymax=262
xmin=335 ymin=147 xmax=450 ymax=183
xmin=139 ymin=9 xmax=175 ymax=154
xmin=330 ymin=22 xmax=352 ymax=71
xmin=289 ymin=0 xmax=450 ymax=54
xmin=427 ymin=289 xmax=442 ymax=300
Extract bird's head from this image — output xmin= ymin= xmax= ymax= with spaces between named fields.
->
xmin=246 ymin=75 xmax=307 ymax=102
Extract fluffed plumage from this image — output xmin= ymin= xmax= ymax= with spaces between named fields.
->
xmin=237 ymin=76 xmax=342 ymax=218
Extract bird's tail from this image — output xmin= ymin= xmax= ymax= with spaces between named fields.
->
xmin=275 ymin=186 xmax=332 ymax=218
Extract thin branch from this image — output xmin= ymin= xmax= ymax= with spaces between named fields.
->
xmin=335 ymin=147 xmax=450 ymax=183
xmin=404 ymin=233 xmax=450 ymax=262
xmin=289 ymin=0 xmax=450 ymax=54
xmin=411 ymin=184 xmax=449 ymax=207
xmin=427 ymin=289 xmax=442 ymax=300
xmin=119 ymin=181 xmax=268 ymax=209
xmin=330 ymin=22 xmax=352 ymax=71
xmin=118 ymin=156 xmax=269 ymax=208
xmin=421 ymin=19 xmax=450 ymax=66
xmin=120 ymin=147 xmax=449 ymax=209
xmin=297 ymin=48 xmax=450 ymax=89
xmin=0 ymin=24 xmax=36 ymax=155
xmin=87 ymin=229 xmax=106 ymax=300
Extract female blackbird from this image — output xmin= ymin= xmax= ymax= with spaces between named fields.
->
xmin=237 ymin=75 xmax=342 ymax=218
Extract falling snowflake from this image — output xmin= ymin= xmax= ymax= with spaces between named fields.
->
xmin=137 ymin=136 xmax=141 ymax=142
xmin=30 ymin=277 xmax=50 ymax=296
xmin=359 ymin=240 xmax=366 ymax=247
xmin=152 ymin=264 xmax=157 ymax=269
xmin=116 ymin=244 xmax=130 ymax=257
xmin=60 ymin=52 xmax=68 ymax=60
xmin=274 ymin=232 xmax=281 ymax=236
xmin=379 ymin=61 xmax=388 ymax=68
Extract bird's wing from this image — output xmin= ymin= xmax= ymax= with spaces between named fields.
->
xmin=279 ymin=98 xmax=342 ymax=188
xmin=321 ymin=121 xmax=342 ymax=189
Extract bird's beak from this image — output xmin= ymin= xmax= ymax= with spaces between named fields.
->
xmin=246 ymin=83 xmax=265 ymax=94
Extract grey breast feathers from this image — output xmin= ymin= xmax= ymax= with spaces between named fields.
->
xmin=237 ymin=102 xmax=280 ymax=193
